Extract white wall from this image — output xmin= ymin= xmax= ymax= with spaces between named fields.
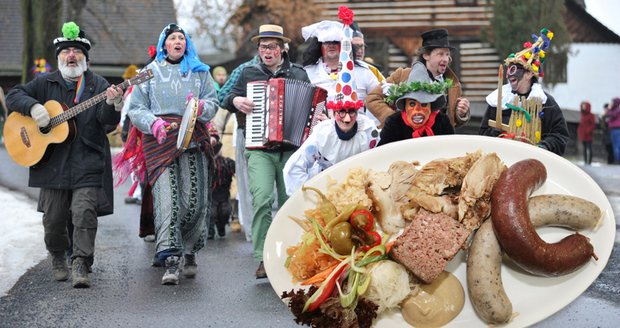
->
xmin=547 ymin=43 xmax=620 ymax=114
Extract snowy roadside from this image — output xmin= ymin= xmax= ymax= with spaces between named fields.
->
xmin=0 ymin=185 xmax=46 ymax=297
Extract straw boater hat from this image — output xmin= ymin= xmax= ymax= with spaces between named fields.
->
xmin=53 ymin=22 xmax=92 ymax=61
xmin=504 ymin=28 xmax=554 ymax=78
xmin=251 ymin=24 xmax=291 ymax=43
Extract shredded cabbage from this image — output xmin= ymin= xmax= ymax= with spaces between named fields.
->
xmin=362 ymin=260 xmax=411 ymax=313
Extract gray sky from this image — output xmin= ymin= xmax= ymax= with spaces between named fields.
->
xmin=585 ymin=0 xmax=620 ymax=35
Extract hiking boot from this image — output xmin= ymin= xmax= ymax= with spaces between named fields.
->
xmin=255 ymin=261 xmax=267 ymax=279
xmin=217 ymin=225 xmax=226 ymax=238
xmin=51 ymin=252 xmax=69 ymax=281
xmin=71 ymin=257 xmax=90 ymax=288
xmin=183 ymin=254 xmax=197 ymax=278
xmin=161 ymin=256 xmax=181 ymax=285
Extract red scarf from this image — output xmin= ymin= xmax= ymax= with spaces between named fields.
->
xmin=401 ymin=110 xmax=439 ymax=138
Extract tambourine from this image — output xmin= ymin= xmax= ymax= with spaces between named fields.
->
xmin=177 ymin=97 xmax=199 ymax=151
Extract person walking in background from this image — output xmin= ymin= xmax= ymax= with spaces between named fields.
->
xmin=377 ymin=61 xmax=454 ymax=146
xmin=601 ymin=103 xmax=614 ymax=164
xmin=208 ymin=134 xmax=235 ymax=239
xmin=283 ymin=15 xmax=380 ymax=195
xmin=218 ymin=55 xmax=259 ymax=241
xmin=5 ymin=22 xmax=122 ymax=288
xmin=221 ymin=24 xmax=310 ymax=279
xmin=479 ymin=28 xmax=569 ymax=156
xmin=577 ymin=101 xmax=596 ymax=165
xmin=607 ymin=97 xmax=620 ymax=164
xmin=301 ymin=7 xmax=379 ymax=125
xmin=128 ymin=23 xmax=219 ymax=285
xmin=366 ymin=28 xmax=470 ymax=129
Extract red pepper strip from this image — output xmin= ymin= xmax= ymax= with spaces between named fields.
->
xmin=349 ymin=209 xmax=374 ymax=231
xmin=360 ymin=230 xmax=382 ymax=252
xmin=303 ymin=260 xmax=349 ymax=312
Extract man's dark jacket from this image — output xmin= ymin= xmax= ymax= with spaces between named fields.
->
xmin=6 ymin=70 xmax=120 ymax=215
xmin=221 ymin=52 xmax=310 ymax=133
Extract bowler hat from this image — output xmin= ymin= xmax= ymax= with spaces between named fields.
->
xmin=251 ymin=24 xmax=291 ymax=43
xmin=420 ymin=28 xmax=455 ymax=51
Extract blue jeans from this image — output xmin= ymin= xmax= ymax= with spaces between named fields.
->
xmin=611 ymin=128 xmax=620 ymax=164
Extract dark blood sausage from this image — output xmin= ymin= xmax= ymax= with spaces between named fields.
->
xmin=490 ymin=159 xmax=597 ymax=276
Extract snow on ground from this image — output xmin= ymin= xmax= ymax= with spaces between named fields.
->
xmin=0 ymin=186 xmax=46 ymax=297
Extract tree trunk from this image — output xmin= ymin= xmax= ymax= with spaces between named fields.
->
xmin=21 ymin=0 xmax=63 ymax=83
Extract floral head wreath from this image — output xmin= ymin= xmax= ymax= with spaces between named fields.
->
xmin=504 ymin=28 xmax=554 ymax=78
xmin=386 ymin=79 xmax=453 ymax=105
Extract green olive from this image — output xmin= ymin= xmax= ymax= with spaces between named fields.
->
xmin=330 ymin=222 xmax=354 ymax=255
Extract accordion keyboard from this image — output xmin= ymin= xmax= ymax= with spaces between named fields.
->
xmin=246 ymin=82 xmax=268 ymax=148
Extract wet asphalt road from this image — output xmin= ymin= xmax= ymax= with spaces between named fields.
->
xmin=0 ymin=145 xmax=618 ymax=327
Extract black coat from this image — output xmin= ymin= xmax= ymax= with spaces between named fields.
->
xmin=479 ymin=92 xmax=569 ymax=156
xmin=378 ymin=111 xmax=455 ymax=146
xmin=6 ymin=70 xmax=120 ymax=213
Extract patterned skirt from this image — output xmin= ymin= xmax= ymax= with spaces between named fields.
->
xmin=152 ymin=150 xmax=212 ymax=255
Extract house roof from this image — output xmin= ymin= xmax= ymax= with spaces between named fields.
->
xmin=0 ymin=0 xmax=176 ymax=77
xmin=564 ymin=0 xmax=620 ymax=43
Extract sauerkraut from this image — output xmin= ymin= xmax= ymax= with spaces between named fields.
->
xmin=362 ymin=260 xmax=412 ymax=313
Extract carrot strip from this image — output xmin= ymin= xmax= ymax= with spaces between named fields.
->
xmin=301 ymin=263 xmax=339 ymax=286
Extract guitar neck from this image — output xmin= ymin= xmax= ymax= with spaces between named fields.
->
xmin=49 ymin=79 xmax=131 ymax=127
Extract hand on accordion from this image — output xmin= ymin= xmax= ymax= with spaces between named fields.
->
xmin=233 ymin=96 xmax=254 ymax=114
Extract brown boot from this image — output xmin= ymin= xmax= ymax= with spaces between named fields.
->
xmin=255 ymin=261 xmax=267 ymax=279
xmin=71 ymin=257 xmax=90 ymax=288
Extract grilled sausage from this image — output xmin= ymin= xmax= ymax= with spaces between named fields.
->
xmin=468 ymin=193 xmax=601 ymax=324
xmin=528 ymin=194 xmax=602 ymax=230
xmin=467 ymin=219 xmax=513 ymax=324
xmin=491 ymin=159 xmax=596 ymax=276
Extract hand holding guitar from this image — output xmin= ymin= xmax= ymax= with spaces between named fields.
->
xmin=105 ymin=85 xmax=124 ymax=107
xmin=30 ymin=104 xmax=50 ymax=127
xmin=151 ymin=118 xmax=170 ymax=144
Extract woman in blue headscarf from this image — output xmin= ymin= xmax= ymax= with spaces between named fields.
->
xmin=128 ymin=23 xmax=219 ymax=285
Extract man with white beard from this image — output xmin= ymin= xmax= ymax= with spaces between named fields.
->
xmin=6 ymin=22 xmax=123 ymax=288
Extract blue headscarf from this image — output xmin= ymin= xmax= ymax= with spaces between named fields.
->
xmin=155 ymin=23 xmax=209 ymax=76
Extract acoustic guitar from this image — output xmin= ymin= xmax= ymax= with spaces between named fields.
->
xmin=3 ymin=69 xmax=153 ymax=167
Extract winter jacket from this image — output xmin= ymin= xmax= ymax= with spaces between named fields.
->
xmin=6 ymin=70 xmax=120 ymax=191
xmin=366 ymin=65 xmax=467 ymax=128
xmin=577 ymin=102 xmax=596 ymax=142
xmin=479 ymin=90 xmax=569 ymax=156
xmin=608 ymin=97 xmax=620 ymax=129
xmin=221 ymin=52 xmax=310 ymax=132
xmin=377 ymin=110 xmax=454 ymax=146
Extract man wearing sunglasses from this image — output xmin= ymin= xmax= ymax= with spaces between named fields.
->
xmin=479 ymin=29 xmax=569 ymax=156
xmin=221 ymin=24 xmax=310 ymax=279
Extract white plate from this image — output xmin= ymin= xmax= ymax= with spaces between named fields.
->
xmin=263 ymin=135 xmax=616 ymax=327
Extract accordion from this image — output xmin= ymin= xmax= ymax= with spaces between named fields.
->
xmin=245 ymin=78 xmax=328 ymax=149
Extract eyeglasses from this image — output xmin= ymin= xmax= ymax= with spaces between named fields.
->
xmin=258 ymin=43 xmax=280 ymax=51
xmin=335 ymin=109 xmax=358 ymax=118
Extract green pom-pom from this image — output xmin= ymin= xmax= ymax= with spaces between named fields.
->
xmin=541 ymin=28 xmax=549 ymax=34
xmin=507 ymin=53 xmax=515 ymax=58
xmin=62 ymin=22 xmax=80 ymax=39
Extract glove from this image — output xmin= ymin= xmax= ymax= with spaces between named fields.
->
xmin=381 ymin=80 xmax=394 ymax=96
xmin=30 ymin=104 xmax=50 ymax=128
xmin=151 ymin=119 xmax=170 ymax=144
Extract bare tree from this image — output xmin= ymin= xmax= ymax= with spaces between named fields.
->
xmin=20 ymin=0 xmax=63 ymax=83
xmin=189 ymin=0 xmax=242 ymax=52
